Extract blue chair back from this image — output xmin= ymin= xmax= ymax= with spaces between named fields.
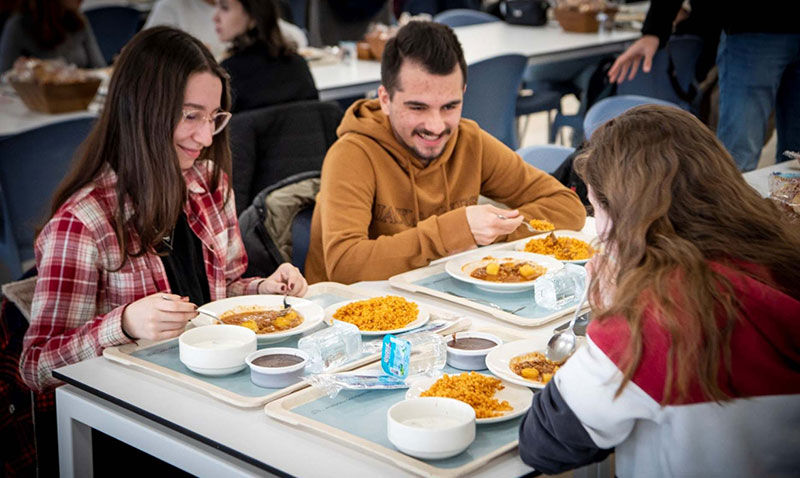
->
xmin=516 ymin=145 xmax=575 ymax=174
xmin=291 ymin=207 xmax=314 ymax=274
xmin=84 ymin=6 xmax=142 ymax=64
xmin=0 ymin=118 xmax=94 ymax=278
xmin=433 ymin=8 xmax=499 ymax=27
xmin=463 ymin=54 xmax=527 ymax=149
xmin=616 ymin=35 xmax=703 ymax=111
xmin=286 ymin=0 xmax=307 ymax=30
xmin=583 ymin=95 xmax=680 ymax=140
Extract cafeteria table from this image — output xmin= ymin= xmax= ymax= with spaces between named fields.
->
xmin=1 ymin=21 xmax=637 ymax=136
xmin=53 ymin=279 xmax=615 ymax=478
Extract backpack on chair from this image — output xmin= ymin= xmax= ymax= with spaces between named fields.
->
xmin=239 ymin=171 xmax=321 ymax=277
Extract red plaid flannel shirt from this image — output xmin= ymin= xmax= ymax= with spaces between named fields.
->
xmin=22 ymin=161 xmax=262 ymax=391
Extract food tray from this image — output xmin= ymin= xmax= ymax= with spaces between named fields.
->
xmin=103 ymin=282 xmax=466 ymax=408
xmin=390 ymin=240 xmax=589 ymax=328
xmin=265 ymin=364 xmax=523 ymax=477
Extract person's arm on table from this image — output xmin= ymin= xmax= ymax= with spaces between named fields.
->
xmin=519 ymin=334 xmax=657 ymax=474
xmin=479 ymin=133 xmax=586 ymax=243
xmin=21 ymin=213 xmax=194 ymax=391
xmin=218 ymin=178 xmax=308 ymax=297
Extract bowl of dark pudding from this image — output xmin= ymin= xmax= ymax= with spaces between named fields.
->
xmin=444 ymin=332 xmax=502 ymax=371
xmin=245 ymin=347 xmax=309 ymax=388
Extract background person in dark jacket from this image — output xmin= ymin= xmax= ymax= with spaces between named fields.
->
xmin=214 ymin=0 xmax=318 ymax=113
xmin=608 ymin=0 xmax=799 ymax=172
xmin=0 ymin=0 xmax=105 ymax=73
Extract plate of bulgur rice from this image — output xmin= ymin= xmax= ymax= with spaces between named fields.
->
xmin=514 ymin=230 xmax=598 ymax=264
xmin=324 ymin=295 xmax=429 ymax=336
xmin=406 ymin=371 xmax=532 ymax=424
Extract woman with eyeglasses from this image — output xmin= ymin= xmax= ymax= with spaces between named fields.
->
xmin=20 ymin=26 xmax=308 ymax=393
xmin=214 ymin=0 xmax=318 ymax=113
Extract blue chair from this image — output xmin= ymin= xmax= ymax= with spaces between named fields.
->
xmin=0 ymin=118 xmax=95 ymax=278
xmin=583 ymin=95 xmax=680 ymax=140
xmin=462 ymin=54 xmax=527 ymax=149
xmin=433 ymin=9 xmax=567 ymax=146
xmin=516 ymin=145 xmax=575 ymax=174
xmin=285 ymin=0 xmax=307 ymax=30
xmin=616 ymin=35 xmax=704 ymax=111
xmin=433 ymin=8 xmax=497 ymax=26
xmin=84 ymin=6 xmax=142 ymax=64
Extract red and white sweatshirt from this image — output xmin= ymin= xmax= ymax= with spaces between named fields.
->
xmin=519 ymin=263 xmax=800 ymax=476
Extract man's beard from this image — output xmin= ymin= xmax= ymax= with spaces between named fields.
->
xmin=393 ymin=126 xmax=452 ymax=165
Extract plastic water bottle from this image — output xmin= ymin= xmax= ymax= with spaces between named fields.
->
xmin=381 ymin=333 xmax=447 ymax=379
xmin=298 ymin=320 xmax=362 ymax=373
xmin=596 ymin=12 xmax=612 ymax=36
xmin=534 ymin=264 xmax=586 ymax=310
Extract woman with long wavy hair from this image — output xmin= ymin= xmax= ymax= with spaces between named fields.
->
xmin=21 ymin=27 xmax=307 ymax=394
xmin=0 ymin=0 xmax=105 ymax=72
xmin=214 ymin=0 xmax=317 ymax=112
xmin=518 ymin=105 xmax=800 ymax=476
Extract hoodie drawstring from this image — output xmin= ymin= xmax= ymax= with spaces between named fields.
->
xmin=441 ymin=167 xmax=451 ymax=214
xmin=409 ymin=171 xmax=421 ymax=224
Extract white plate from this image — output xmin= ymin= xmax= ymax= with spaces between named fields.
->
xmin=192 ymin=295 xmax=324 ymax=344
xmin=444 ymin=251 xmax=564 ymax=293
xmin=514 ymin=230 xmax=599 ymax=265
xmin=485 ymin=336 xmax=585 ymax=389
xmin=405 ymin=373 xmax=533 ymax=424
xmin=324 ymin=298 xmax=430 ymax=336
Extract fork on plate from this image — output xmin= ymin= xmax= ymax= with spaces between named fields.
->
xmin=494 ymin=213 xmax=544 ymax=234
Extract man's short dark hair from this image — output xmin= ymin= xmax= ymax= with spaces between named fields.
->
xmin=381 ymin=21 xmax=467 ymax=96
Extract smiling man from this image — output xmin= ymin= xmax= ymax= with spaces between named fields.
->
xmin=305 ymin=21 xmax=586 ymax=284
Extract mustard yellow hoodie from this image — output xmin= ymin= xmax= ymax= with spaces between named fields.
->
xmin=305 ymin=99 xmax=585 ymax=284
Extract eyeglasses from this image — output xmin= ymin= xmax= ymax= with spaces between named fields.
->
xmin=180 ymin=109 xmax=232 ymax=135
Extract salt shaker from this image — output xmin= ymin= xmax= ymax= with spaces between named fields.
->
xmin=534 ymin=264 xmax=586 ymax=310
xmin=298 ymin=320 xmax=362 ymax=373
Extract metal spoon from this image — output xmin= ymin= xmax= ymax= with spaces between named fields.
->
xmin=195 ymin=307 xmax=222 ymax=324
xmin=277 ymin=293 xmax=293 ymax=317
xmin=545 ymin=284 xmax=589 ymax=363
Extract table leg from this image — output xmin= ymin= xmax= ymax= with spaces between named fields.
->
xmin=57 ymin=387 xmax=94 ymax=478
xmin=56 ymin=385 xmax=275 ymax=477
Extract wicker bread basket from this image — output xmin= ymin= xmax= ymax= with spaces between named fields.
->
xmin=10 ymin=77 xmax=101 ymax=113
xmin=554 ymin=5 xmax=618 ymax=33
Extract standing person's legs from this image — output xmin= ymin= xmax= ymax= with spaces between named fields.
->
xmin=717 ymin=33 xmax=791 ymax=171
xmin=774 ymin=35 xmax=800 ymax=163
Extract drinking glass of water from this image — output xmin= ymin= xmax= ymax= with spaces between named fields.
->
xmin=534 ymin=264 xmax=587 ymax=310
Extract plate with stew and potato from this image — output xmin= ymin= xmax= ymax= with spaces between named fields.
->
xmin=192 ymin=295 xmax=324 ymax=343
xmin=444 ymin=251 xmax=563 ymax=293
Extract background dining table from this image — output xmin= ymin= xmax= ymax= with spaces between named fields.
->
xmin=0 ymin=20 xmax=639 ymax=137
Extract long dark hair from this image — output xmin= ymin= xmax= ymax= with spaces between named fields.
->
xmin=574 ymin=105 xmax=800 ymax=404
xmin=47 ymin=27 xmax=233 ymax=269
xmin=21 ymin=0 xmax=85 ymax=49
xmin=230 ymin=0 xmax=293 ymax=57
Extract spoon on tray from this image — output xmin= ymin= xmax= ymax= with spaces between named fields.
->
xmin=545 ymin=283 xmax=589 ymax=363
